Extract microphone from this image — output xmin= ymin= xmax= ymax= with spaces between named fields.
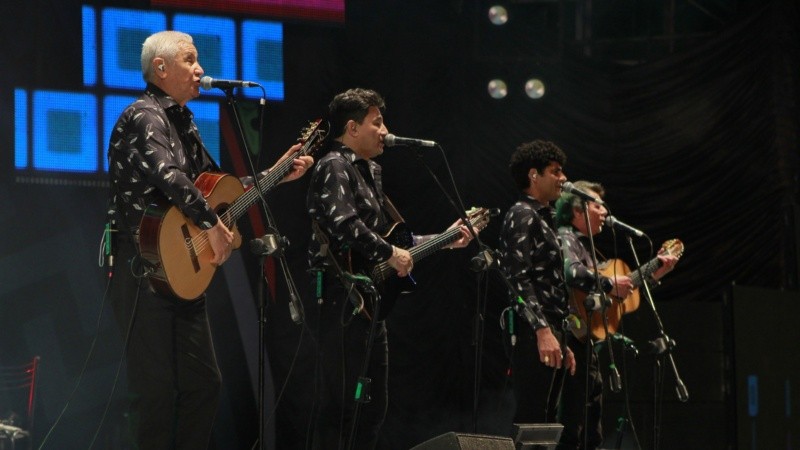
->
xmin=604 ymin=216 xmax=646 ymax=237
xmin=384 ymin=133 xmax=436 ymax=148
xmin=200 ymin=76 xmax=261 ymax=90
xmin=561 ymin=181 xmax=605 ymax=206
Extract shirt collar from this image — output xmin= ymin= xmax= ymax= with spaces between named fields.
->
xmin=521 ymin=194 xmax=550 ymax=212
xmin=144 ymin=83 xmax=193 ymax=121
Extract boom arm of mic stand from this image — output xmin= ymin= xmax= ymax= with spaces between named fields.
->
xmin=412 ymin=147 xmax=483 ymax=245
xmin=626 ymin=237 xmax=689 ymax=402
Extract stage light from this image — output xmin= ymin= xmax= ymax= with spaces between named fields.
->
xmin=488 ymin=5 xmax=508 ymax=25
xmin=524 ymin=78 xmax=545 ymax=99
xmin=488 ymin=79 xmax=508 ymax=99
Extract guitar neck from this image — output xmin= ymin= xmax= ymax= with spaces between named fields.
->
xmin=221 ymin=139 xmax=315 ymax=227
xmin=628 ymin=257 xmax=661 ymax=288
xmin=372 ymin=224 xmax=465 ymax=282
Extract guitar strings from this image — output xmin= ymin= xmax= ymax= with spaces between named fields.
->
xmin=186 ymin=127 xmax=323 ymax=257
xmin=375 ymin=211 xmax=487 ymax=278
xmin=188 ymin=167 xmax=284 ymax=256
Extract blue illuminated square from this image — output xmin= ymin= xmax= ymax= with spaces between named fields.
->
xmin=102 ymin=8 xmax=166 ymax=90
xmin=103 ymin=95 xmax=138 ymax=172
xmin=241 ymin=21 xmax=284 ymax=101
xmin=189 ymin=101 xmax=221 ymax=165
xmin=33 ymin=91 xmax=98 ymax=173
xmin=82 ymin=6 xmax=97 ymax=87
xmin=173 ymin=14 xmax=236 ymax=99
xmin=15 ymin=89 xmax=28 ymax=169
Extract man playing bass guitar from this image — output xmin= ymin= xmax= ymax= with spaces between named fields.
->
xmin=306 ymin=88 xmax=474 ymax=449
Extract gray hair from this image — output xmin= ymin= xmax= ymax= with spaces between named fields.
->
xmin=140 ymin=31 xmax=193 ymax=83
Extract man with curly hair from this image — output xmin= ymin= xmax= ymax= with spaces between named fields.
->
xmin=498 ymin=140 xmax=576 ymax=427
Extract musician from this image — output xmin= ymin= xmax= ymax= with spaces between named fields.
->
xmin=554 ymin=180 xmax=677 ymax=449
xmin=307 ymin=88 xmax=472 ymax=449
xmin=497 ymin=140 xmax=576 ymax=426
xmin=106 ymin=30 xmax=312 ymax=449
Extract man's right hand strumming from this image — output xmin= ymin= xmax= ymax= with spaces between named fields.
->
xmin=387 ymin=245 xmax=413 ymax=277
xmin=207 ymin=219 xmax=234 ymax=266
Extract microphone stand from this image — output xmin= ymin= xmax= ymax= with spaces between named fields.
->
xmin=220 ymin=87 xmax=302 ymax=450
xmin=410 ymin=148 xmax=492 ymax=433
xmin=576 ymin=201 xmax=621 ymax=450
xmin=250 ymin=246 xmax=271 ymax=450
xmin=625 ymin=237 xmax=688 ymax=450
xmin=309 ymin=221 xmax=379 ymax=449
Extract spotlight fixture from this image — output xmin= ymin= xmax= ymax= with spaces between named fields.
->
xmin=487 ymin=79 xmax=508 ymax=99
xmin=488 ymin=5 xmax=508 ymax=25
xmin=524 ymin=78 xmax=545 ymax=99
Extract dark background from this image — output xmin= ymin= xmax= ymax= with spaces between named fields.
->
xmin=0 ymin=0 xmax=798 ymax=449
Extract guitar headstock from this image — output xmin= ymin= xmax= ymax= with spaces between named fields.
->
xmin=298 ymin=119 xmax=329 ymax=156
xmin=466 ymin=207 xmax=498 ymax=232
xmin=661 ymin=238 xmax=685 ymax=259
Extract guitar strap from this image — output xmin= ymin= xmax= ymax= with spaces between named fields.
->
xmin=353 ymin=158 xmax=405 ymax=227
xmin=382 ymin=195 xmax=405 ymax=225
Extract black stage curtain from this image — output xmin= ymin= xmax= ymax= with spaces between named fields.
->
xmin=267 ymin=0 xmax=799 ymax=449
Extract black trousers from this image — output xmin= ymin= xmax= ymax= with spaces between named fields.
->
xmin=313 ymin=280 xmax=389 ymax=450
xmin=557 ymin=334 xmax=603 ymax=450
xmin=110 ymin=241 xmax=221 ymax=450
xmin=511 ymin=324 xmax=568 ymax=424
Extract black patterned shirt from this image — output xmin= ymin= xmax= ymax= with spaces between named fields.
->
xmin=307 ymin=145 xmax=394 ymax=268
xmin=559 ymin=226 xmax=614 ymax=294
xmin=107 ymin=84 xmax=219 ymax=235
xmin=498 ymin=195 xmax=568 ymax=330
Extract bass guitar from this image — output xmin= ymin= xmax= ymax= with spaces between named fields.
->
xmin=349 ymin=207 xmax=494 ymax=321
xmin=139 ymin=120 xmax=327 ymax=300
xmin=571 ymin=238 xmax=684 ymax=341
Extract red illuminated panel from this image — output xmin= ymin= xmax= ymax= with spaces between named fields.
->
xmin=151 ymin=0 xmax=344 ymax=22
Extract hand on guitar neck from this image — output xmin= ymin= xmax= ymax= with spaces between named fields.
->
xmin=268 ymin=143 xmax=313 ymax=185
xmin=652 ymin=251 xmax=679 ymax=280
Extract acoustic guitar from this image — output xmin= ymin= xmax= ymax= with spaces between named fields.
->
xmin=570 ymin=238 xmax=684 ymax=341
xmin=138 ymin=120 xmax=327 ymax=300
xmin=349 ymin=207 xmax=494 ymax=321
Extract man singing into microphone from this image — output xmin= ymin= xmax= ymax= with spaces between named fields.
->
xmin=307 ymin=88 xmax=472 ymax=448
xmin=554 ymin=180 xmax=677 ymax=449
xmin=106 ymin=30 xmax=312 ymax=449
xmin=498 ymin=140 xmax=576 ymax=427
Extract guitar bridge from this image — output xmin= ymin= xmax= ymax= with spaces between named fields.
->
xmin=181 ymin=224 xmax=201 ymax=273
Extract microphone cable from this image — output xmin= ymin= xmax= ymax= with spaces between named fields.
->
xmin=38 ymin=228 xmax=143 ymax=449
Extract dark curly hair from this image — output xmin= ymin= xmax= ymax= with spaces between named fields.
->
xmin=328 ymin=88 xmax=386 ymax=139
xmin=509 ymin=140 xmax=567 ymax=190
xmin=554 ymin=180 xmax=605 ymax=227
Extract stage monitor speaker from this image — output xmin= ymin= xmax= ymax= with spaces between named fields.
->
xmin=511 ymin=423 xmax=563 ymax=450
xmin=410 ymin=432 xmax=515 ymax=450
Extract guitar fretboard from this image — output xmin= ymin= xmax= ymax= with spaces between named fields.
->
xmin=371 ymin=214 xmax=481 ymax=282
xmin=220 ymin=125 xmax=322 ymax=229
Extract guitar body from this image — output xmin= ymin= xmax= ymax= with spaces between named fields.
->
xmin=137 ymin=119 xmax=327 ymax=301
xmin=347 ymin=208 xmax=493 ymax=321
xmin=570 ymin=259 xmax=638 ymax=341
xmin=139 ymin=172 xmax=244 ymax=300
xmin=351 ymin=221 xmax=415 ymax=321
xmin=570 ymin=238 xmax=683 ymax=341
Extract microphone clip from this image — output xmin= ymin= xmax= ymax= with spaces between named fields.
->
xmin=470 ymin=247 xmax=496 ymax=272
xmin=250 ymin=227 xmax=289 ymax=257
